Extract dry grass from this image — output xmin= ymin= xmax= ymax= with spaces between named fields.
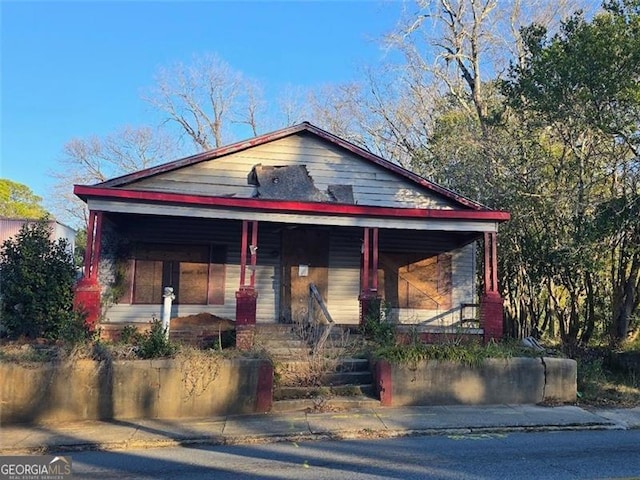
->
xmin=576 ymin=348 xmax=640 ymax=408
xmin=578 ymin=371 xmax=640 ymax=408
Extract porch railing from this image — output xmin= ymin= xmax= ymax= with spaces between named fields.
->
xmin=307 ymin=283 xmax=335 ymax=354
xmin=459 ymin=302 xmax=480 ymax=329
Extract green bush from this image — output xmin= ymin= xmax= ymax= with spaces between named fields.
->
xmin=58 ymin=312 xmax=92 ymax=345
xmin=0 ymin=221 xmax=81 ymax=340
xmin=362 ymin=300 xmax=395 ymax=346
xmin=119 ymin=324 xmax=143 ymax=345
xmin=137 ymin=318 xmax=178 ymax=359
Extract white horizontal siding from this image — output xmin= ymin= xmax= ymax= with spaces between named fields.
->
xmin=102 ymin=219 xmax=281 ymax=324
xmin=129 ymin=134 xmax=455 ymax=210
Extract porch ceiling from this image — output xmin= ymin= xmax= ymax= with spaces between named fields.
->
xmin=104 ymin=213 xmax=482 ymax=250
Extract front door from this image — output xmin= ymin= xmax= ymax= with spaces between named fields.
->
xmin=280 ymin=227 xmax=329 ymax=323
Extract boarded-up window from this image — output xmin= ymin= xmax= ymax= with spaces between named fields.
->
xmin=179 ymin=262 xmax=209 ymax=304
xmin=379 ymin=252 xmax=452 ymax=310
xmin=133 ymin=260 xmax=163 ymax=304
xmin=121 ymin=244 xmax=226 ymax=305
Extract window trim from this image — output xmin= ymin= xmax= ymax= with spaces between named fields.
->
xmin=119 ymin=243 xmax=226 ymax=306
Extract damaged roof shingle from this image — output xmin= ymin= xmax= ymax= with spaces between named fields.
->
xmin=248 ymin=164 xmax=354 ymax=204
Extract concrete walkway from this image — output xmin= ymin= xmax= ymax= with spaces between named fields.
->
xmin=1 ymin=405 xmax=639 ymax=454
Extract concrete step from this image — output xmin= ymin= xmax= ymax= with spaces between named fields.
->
xmin=326 ymin=330 xmax=364 ymax=341
xmin=263 ymin=347 xmax=313 ymax=358
xmin=274 ymin=383 xmax=376 ymax=401
xmin=310 ymin=348 xmax=368 ymax=358
xmin=280 ymin=356 xmax=369 ymax=372
xmin=256 ymin=340 xmax=368 ymax=362
xmin=275 ymin=358 xmax=371 ymax=374
xmin=319 ymin=370 xmax=373 ymax=386
xmin=270 ymin=395 xmax=380 ymax=413
xmin=255 ymin=324 xmax=299 ymax=334
xmin=256 ymin=339 xmax=307 ymax=349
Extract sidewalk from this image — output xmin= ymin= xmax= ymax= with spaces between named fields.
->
xmin=2 ymin=405 xmax=639 ymax=454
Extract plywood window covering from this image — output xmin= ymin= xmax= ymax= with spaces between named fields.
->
xmin=379 ymin=252 xmax=452 ymax=310
xmin=132 ymin=260 xmax=163 ymax=304
xmin=122 ymin=244 xmax=226 ymax=305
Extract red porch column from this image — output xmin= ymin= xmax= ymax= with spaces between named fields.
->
xmin=359 ymin=227 xmax=381 ymax=324
xmin=236 ymin=220 xmax=259 ymax=350
xmin=480 ymin=231 xmax=504 ymax=342
xmin=73 ymin=211 xmax=103 ymax=331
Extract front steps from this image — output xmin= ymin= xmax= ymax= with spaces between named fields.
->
xmin=254 ymin=324 xmax=379 ymax=412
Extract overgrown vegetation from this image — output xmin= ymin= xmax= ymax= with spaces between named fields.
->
xmin=135 ymin=318 xmax=179 ymax=359
xmin=0 ymin=221 xmax=89 ymax=342
xmin=361 ymin=300 xmax=395 ymax=347
xmin=177 ymin=346 xmax=223 ymax=399
xmin=362 ymin=302 xmax=548 ymax=366
xmin=576 ymin=347 xmax=640 ymax=407
xmin=376 ymin=339 xmax=544 ymax=367
xmin=267 ymin=318 xmax=366 ymax=389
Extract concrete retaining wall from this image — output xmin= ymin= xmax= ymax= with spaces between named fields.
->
xmin=0 ymin=358 xmax=271 ymax=425
xmin=375 ymin=357 xmax=577 ymax=406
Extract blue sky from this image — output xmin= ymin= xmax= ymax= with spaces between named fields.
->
xmin=1 ymin=0 xmax=401 ymax=207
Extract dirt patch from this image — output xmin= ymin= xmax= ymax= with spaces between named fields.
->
xmin=171 ymin=313 xmax=235 ymax=330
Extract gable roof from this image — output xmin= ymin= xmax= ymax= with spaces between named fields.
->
xmin=92 ymin=122 xmax=486 ymax=211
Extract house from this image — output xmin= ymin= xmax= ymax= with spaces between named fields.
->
xmin=73 ymin=122 xmax=509 ymax=348
xmin=0 ymin=217 xmax=76 ymax=253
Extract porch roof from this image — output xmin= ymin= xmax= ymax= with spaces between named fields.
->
xmin=75 ymin=185 xmax=509 ymax=233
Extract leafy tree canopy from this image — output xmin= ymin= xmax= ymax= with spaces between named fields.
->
xmin=0 ymin=179 xmax=48 ymax=219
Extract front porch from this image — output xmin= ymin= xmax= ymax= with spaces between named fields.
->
xmin=75 ymin=212 xmax=504 ymax=348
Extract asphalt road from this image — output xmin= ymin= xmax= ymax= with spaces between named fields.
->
xmin=67 ymin=429 xmax=640 ymax=479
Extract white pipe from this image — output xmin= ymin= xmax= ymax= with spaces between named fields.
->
xmin=162 ymin=286 xmax=175 ymax=339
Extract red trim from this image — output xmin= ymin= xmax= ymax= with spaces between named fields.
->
xmin=92 ymin=122 xmax=485 ymax=210
xmin=363 ymin=227 xmax=370 ymax=294
xmin=91 ymin=212 xmax=103 ymax=280
xmin=372 ymin=227 xmax=379 ymax=292
xmin=491 ymin=232 xmax=498 ymax=293
xmin=84 ymin=211 xmax=96 ymax=278
xmin=74 ymin=185 xmax=510 ymax=222
xmin=484 ymin=232 xmax=491 ymax=294
xmin=250 ymin=220 xmax=258 ymax=288
xmin=240 ymin=220 xmax=248 ymax=287
xmin=483 ymin=232 xmax=499 ymax=293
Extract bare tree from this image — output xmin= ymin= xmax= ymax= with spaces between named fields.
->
xmin=234 ymin=79 xmax=267 ymax=137
xmin=145 ymin=53 xmax=266 ymax=151
xmin=275 ymin=84 xmax=312 ymax=127
xmin=387 ymin=0 xmax=598 ymax=125
xmin=50 ymin=126 xmax=178 ymax=226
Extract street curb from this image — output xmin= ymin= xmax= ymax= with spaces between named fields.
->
xmin=0 ymin=423 xmax=626 ymax=455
